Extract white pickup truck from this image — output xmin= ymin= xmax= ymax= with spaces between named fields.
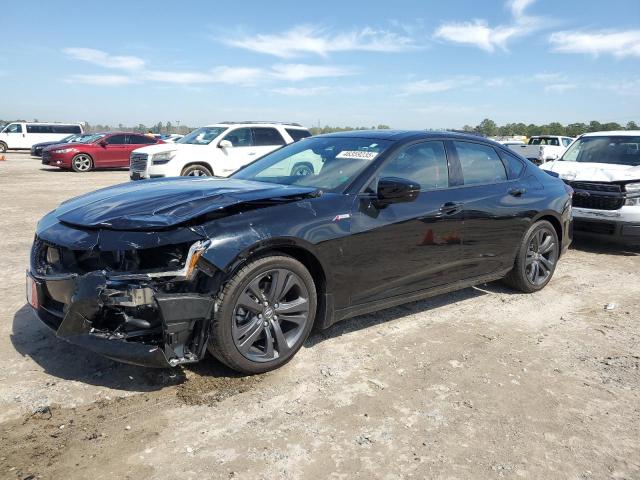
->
xmin=514 ymin=135 xmax=574 ymax=165
xmin=541 ymin=131 xmax=640 ymax=243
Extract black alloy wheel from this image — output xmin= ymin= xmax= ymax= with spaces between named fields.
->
xmin=208 ymin=255 xmax=317 ymax=374
xmin=503 ymin=220 xmax=559 ymax=293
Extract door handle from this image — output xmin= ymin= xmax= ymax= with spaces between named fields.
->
xmin=248 ymin=152 xmax=257 ymax=156
xmin=439 ymin=202 xmax=463 ymax=215
xmin=508 ymin=187 xmax=526 ymax=197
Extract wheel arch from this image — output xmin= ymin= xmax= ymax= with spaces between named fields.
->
xmin=202 ymin=237 xmax=333 ymax=329
xmin=181 ymin=161 xmax=214 ymax=175
xmin=532 ymin=211 xmax=563 ymax=252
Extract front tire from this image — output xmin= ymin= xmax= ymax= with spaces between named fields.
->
xmin=181 ymin=164 xmax=213 ymax=177
xmin=503 ymin=220 xmax=559 ymax=293
xmin=71 ymin=154 xmax=93 ymax=172
xmin=208 ymin=255 xmax=317 ymax=374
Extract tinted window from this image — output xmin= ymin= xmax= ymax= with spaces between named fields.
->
xmin=5 ymin=123 xmax=23 ymax=133
xmin=252 ymin=127 xmax=286 ymax=146
xmin=379 ymin=141 xmax=449 ymax=190
xmin=224 ymin=128 xmax=253 ymax=147
xmin=48 ymin=125 xmax=81 ymax=134
xmin=454 ymin=141 xmax=507 ymax=185
xmin=106 ymin=134 xmax=127 ymax=145
xmin=498 ymin=150 xmax=525 ymax=179
xmin=27 ymin=125 xmax=48 ymax=133
xmin=128 ymin=134 xmax=156 ymax=145
xmin=286 ymin=128 xmax=311 ymax=142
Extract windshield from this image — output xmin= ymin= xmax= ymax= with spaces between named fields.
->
xmin=231 ymin=136 xmax=393 ymax=192
xmin=561 ymin=136 xmax=640 ymax=166
xmin=74 ymin=133 xmax=105 ymax=144
xmin=177 ymin=126 xmax=227 ymax=145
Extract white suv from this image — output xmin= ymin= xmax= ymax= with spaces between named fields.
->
xmin=130 ymin=122 xmax=311 ymax=180
xmin=541 ymin=131 xmax=640 ymax=243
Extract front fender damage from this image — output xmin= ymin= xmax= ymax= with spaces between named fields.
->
xmin=47 ymin=270 xmax=215 ymax=368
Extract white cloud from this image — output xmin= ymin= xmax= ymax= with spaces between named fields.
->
xmin=144 ymin=67 xmax=264 ymax=85
xmin=532 ymin=72 xmax=567 ymax=83
xmin=434 ymin=0 xmax=542 ymax=52
xmin=549 ymin=30 xmax=640 ymax=58
xmin=544 ymin=83 xmax=577 ymax=93
xmin=63 ymin=48 xmax=145 ymax=70
xmin=401 ymin=76 xmax=480 ymax=95
xmin=65 ymin=74 xmax=135 ymax=86
xmin=270 ymin=64 xmax=358 ymax=81
xmin=270 ymin=86 xmax=333 ymax=96
xmin=221 ymin=24 xmax=416 ymax=58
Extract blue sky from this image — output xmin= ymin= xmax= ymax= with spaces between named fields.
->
xmin=2 ymin=0 xmax=639 ymax=129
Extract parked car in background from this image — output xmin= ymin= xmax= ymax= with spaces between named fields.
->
xmin=28 ymin=131 xmax=572 ymax=373
xmin=42 ymin=132 xmax=163 ymax=172
xmin=541 ymin=131 xmax=640 ymax=243
xmin=516 ymin=135 xmax=574 ymax=165
xmin=129 ymin=121 xmax=311 ymax=180
xmin=498 ymin=140 xmax=525 ymax=151
xmin=0 ymin=122 xmax=83 ymax=152
xmin=31 ymin=132 xmax=105 ymax=157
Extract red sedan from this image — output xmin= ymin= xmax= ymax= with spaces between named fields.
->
xmin=42 ymin=132 xmax=163 ymax=172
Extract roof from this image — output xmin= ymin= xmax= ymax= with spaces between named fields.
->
xmin=208 ymin=121 xmax=305 ymax=128
xmin=315 ymin=129 xmax=502 ymax=143
xmin=581 ymin=130 xmax=640 ymax=137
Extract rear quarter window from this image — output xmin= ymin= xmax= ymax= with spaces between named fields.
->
xmin=285 ymin=129 xmax=311 ymax=142
xmin=498 ymin=149 xmax=526 ymax=179
xmin=252 ymin=127 xmax=286 ymax=146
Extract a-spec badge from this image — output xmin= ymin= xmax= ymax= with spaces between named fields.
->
xmin=332 ymin=213 xmax=351 ymax=222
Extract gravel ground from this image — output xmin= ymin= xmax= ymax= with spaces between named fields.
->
xmin=1 ymin=152 xmax=639 ymax=479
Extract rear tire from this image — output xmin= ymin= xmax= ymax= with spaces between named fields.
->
xmin=181 ymin=164 xmax=213 ymax=177
xmin=0 ymin=142 xmax=7 ymax=153
xmin=208 ymin=255 xmax=317 ymax=374
xmin=503 ymin=220 xmax=559 ymax=293
xmin=291 ymin=162 xmax=314 ymax=176
xmin=71 ymin=154 xmax=93 ymax=172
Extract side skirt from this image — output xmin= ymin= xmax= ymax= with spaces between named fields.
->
xmin=329 ymin=268 xmax=512 ymax=326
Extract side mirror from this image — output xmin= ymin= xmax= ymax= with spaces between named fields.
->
xmin=218 ymin=140 xmax=232 ymax=149
xmin=376 ymin=177 xmax=421 ymax=205
xmin=98 ymin=140 xmax=107 ymax=147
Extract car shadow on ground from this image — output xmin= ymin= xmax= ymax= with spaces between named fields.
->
xmin=10 ymin=304 xmax=185 ymax=392
xmin=570 ymin=236 xmax=640 ymax=256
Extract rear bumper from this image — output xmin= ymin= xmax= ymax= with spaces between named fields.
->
xmin=28 ymin=270 xmax=214 ymax=368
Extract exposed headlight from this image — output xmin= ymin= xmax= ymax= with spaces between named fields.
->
xmin=625 ymin=182 xmax=640 ymax=193
xmin=152 ymin=151 xmax=176 ymax=165
xmin=53 ymin=148 xmax=77 ymax=154
xmin=625 ymin=183 xmax=640 ymax=206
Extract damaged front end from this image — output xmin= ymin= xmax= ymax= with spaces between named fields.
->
xmin=28 ymin=237 xmax=219 ymax=367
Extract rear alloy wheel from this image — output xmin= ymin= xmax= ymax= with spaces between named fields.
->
xmin=71 ymin=154 xmax=93 ymax=172
xmin=503 ymin=220 xmax=559 ymax=293
xmin=208 ymin=255 xmax=317 ymax=374
xmin=291 ymin=163 xmax=314 ymax=176
xmin=0 ymin=142 xmax=7 ymax=153
xmin=181 ymin=164 xmax=213 ymax=177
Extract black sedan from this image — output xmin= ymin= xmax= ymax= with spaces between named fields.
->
xmin=27 ymin=131 xmax=572 ymax=374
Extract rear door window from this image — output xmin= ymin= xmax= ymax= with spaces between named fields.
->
xmin=128 ymin=134 xmax=156 ymax=144
xmin=223 ymin=128 xmax=253 ymax=147
xmin=453 ymin=141 xmax=508 ymax=185
xmin=252 ymin=127 xmax=286 ymax=146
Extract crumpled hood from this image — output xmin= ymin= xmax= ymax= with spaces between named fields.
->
xmin=54 ymin=177 xmax=319 ymax=230
xmin=543 ymin=160 xmax=640 ymax=182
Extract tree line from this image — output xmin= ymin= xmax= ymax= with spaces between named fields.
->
xmin=2 ymin=119 xmax=638 ymax=138
xmin=459 ymin=119 xmax=639 ymax=138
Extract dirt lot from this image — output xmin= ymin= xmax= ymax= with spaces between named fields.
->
xmin=0 ymin=151 xmax=638 ymax=479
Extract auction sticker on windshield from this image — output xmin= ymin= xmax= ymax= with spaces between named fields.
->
xmin=336 ymin=151 xmax=378 ymax=160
